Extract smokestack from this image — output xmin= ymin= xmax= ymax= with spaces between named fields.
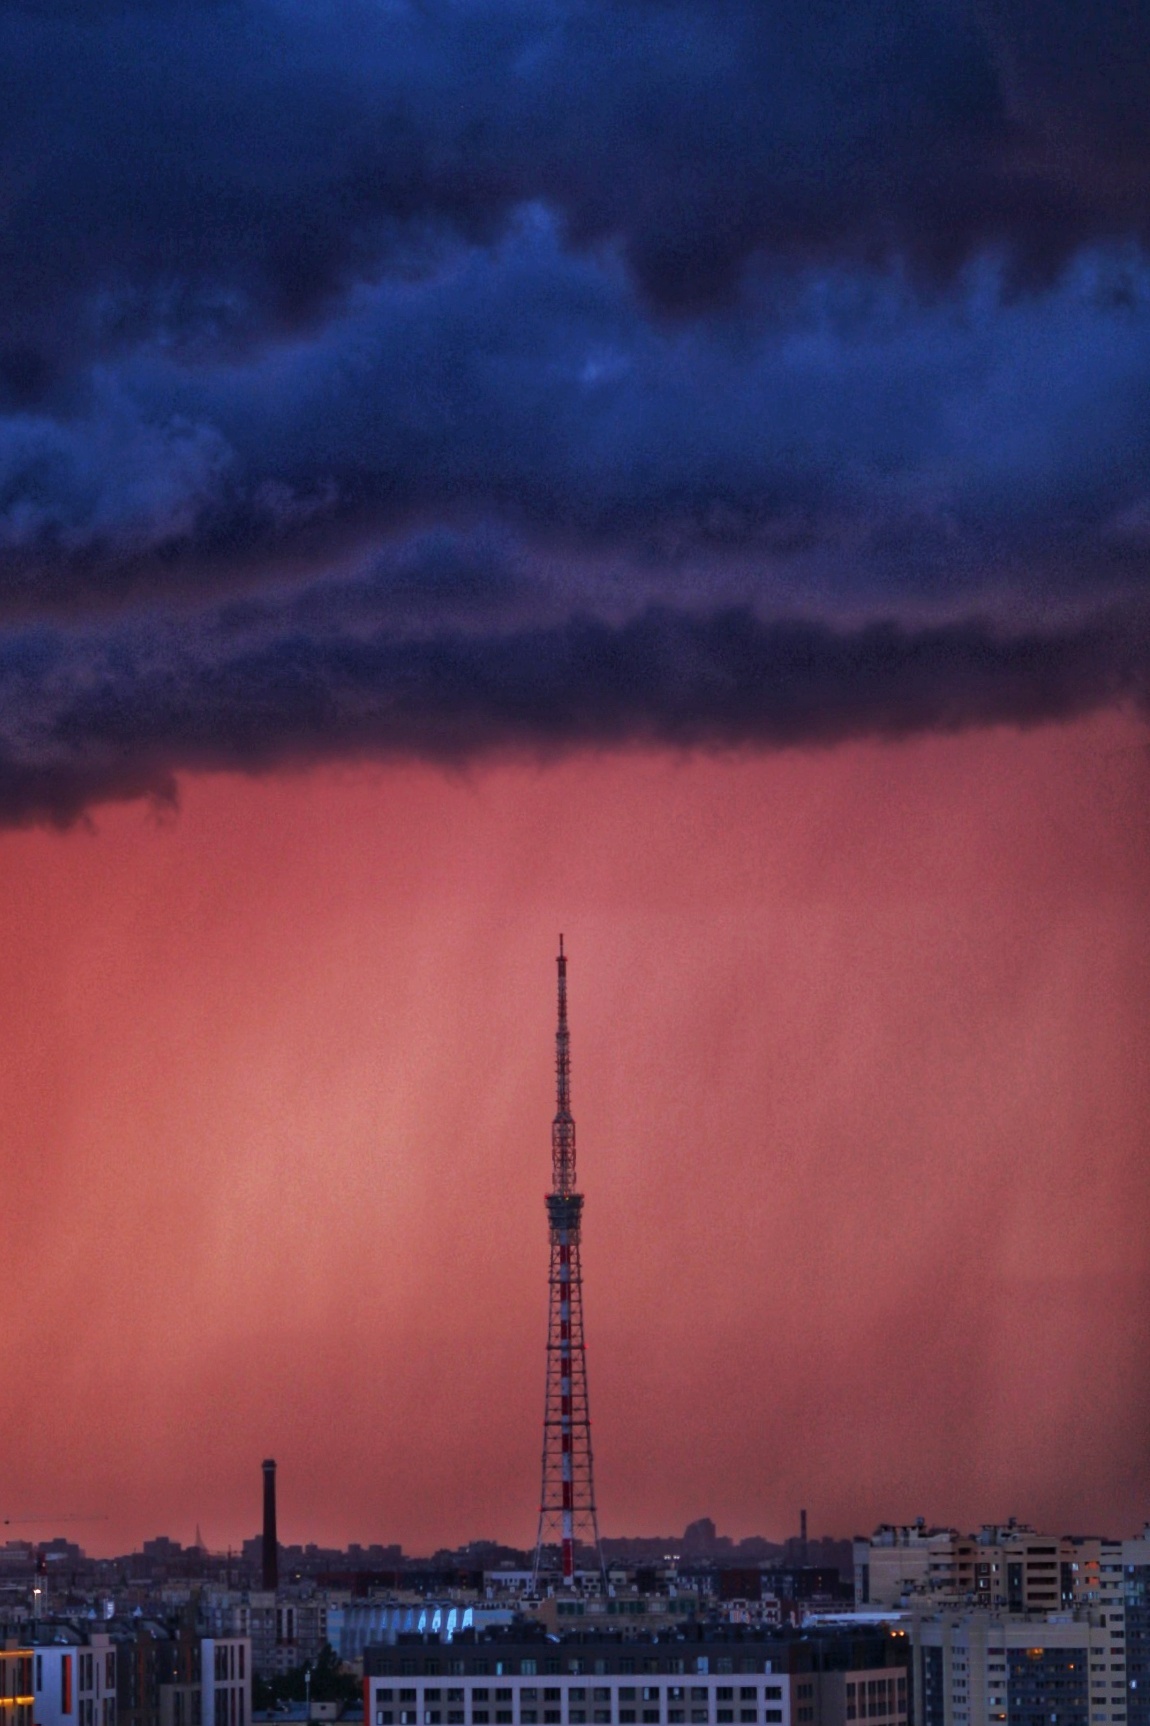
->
xmin=800 ymin=1508 xmax=808 ymax=1564
xmin=262 ymin=1458 xmax=278 ymax=1592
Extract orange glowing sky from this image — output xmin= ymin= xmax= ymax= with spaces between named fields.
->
xmin=1 ymin=711 xmax=1148 ymax=1555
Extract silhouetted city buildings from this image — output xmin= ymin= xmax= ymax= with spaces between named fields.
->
xmin=6 ymin=1507 xmax=1150 ymax=1726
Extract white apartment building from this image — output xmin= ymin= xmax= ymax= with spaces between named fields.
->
xmin=200 ymin=1638 xmax=251 ymax=1726
xmin=33 ymin=1635 xmax=117 ymax=1726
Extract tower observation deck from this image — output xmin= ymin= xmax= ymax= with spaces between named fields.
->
xmin=531 ymin=938 xmax=606 ymax=1591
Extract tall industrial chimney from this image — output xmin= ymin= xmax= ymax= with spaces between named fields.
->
xmin=262 ymin=1458 xmax=279 ymax=1591
xmin=800 ymin=1507 xmax=808 ymax=1565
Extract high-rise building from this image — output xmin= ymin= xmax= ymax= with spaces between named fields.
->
xmin=909 ymin=1606 xmax=1123 ymax=1726
xmin=856 ymin=1523 xmax=1126 ymax=1616
xmin=1121 ymin=1528 xmax=1150 ymax=1726
xmin=531 ymin=939 xmax=606 ymax=1591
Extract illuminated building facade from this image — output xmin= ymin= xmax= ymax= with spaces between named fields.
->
xmin=0 ymin=1650 xmax=33 ymax=1726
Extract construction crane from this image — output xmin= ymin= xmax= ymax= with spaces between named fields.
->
xmin=3 ymin=1515 xmax=108 ymax=1527
xmin=0 ymin=1517 xmax=107 ymax=1619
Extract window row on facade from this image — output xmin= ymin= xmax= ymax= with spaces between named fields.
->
xmin=374 ymin=1689 xmax=783 ymax=1703
xmin=75 ymin=1700 xmax=115 ymax=1726
xmin=373 ymin=1663 xmax=776 ymax=1679
xmin=213 ymin=1684 xmax=247 ymax=1726
xmin=845 ymin=1677 xmax=906 ymax=1722
xmin=213 ymin=1646 xmax=246 ymax=1683
xmin=377 ymin=1708 xmax=779 ymax=1725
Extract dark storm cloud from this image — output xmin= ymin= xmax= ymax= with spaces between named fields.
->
xmin=0 ymin=575 xmax=1145 ymax=826
xmin=2 ymin=0 xmax=1150 ymax=820
xmin=3 ymin=232 xmax=1150 ymax=614
xmin=2 ymin=0 xmax=1150 ymax=380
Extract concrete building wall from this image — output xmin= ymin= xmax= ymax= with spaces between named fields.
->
xmin=856 ymin=1532 xmax=947 ymax=1611
xmin=199 ymin=1640 xmax=250 ymax=1726
xmin=1120 ymin=1532 xmax=1150 ymax=1726
xmin=858 ymin=1528 xmax=1130 ymax=1618
xmin=910 ymin=1608 xmax=1124 ymax=1726
xmin=35 ymin=1637 xmax=116 ymax=1726
xmin=232 ymin=1593 xmax=328 ymax=1678
xmin=157 ymin=1684 xmax=201 ymax=1726
xmin=35 ymin=1645 xmax=77 ymax=1726
xmin=365 ymin=1662 xmax=906 ymax=1726
xmin=824 ymin=1665 xmax=907 ymax=1726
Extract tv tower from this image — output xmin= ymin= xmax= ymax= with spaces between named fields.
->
xmin=532 ymin=937 xmax=606 ymax=1591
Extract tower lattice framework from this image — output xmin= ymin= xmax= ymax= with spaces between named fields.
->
xmin=532 ymin=937 xmax=606 ymax=1591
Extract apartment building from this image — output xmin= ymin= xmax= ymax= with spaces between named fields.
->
xmin=857 ymin=1526 xmax=1127 ymax=1618
xmin=854 ymin=1530 xmax=950 ymax=1611
xmin=113 ymin=1616 xmax=199 ymax=1726
xmin=32 ymin=1632 xmax=117 ymax=1726
xmin=205 ymin=1591 xmax=329 ymax=1678
xmin=910 ymin=1607 xmax=1125 ymax=1726
xmin=200 ymin=1638 xmax=250 ymax=1726
xmin=1120 ymin=1529 xmax=1150 ymax=1726
xmin=0 ymin=1649 xmax=33 ymax=1726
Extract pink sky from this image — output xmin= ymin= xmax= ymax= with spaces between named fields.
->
xmin=0 ymin=710 xmax=1148 ymax=1555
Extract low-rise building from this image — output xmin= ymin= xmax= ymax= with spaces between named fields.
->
xmin=364 ymin=1628 xmax=909 ymax=1726
xmin=328 ymin=1604 xmax=515 ymax=1664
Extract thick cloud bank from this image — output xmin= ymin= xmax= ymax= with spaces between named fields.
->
xmin=2 ymin=0 xmax=1150 ymax=819
xmin=2 ymin=591 xmax=1146 ymax=827
xmin=4 ymin=0 xmax=1150 ymax=346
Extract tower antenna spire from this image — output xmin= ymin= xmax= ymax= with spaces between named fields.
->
xmin=553 ymin=933 xmax=573 ymax=1190
xmin=533 ymin=939 xmax=606 ymax=1592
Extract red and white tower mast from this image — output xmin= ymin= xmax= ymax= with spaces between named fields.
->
xmin=532 ymin=938 xmax=606 ymax=1591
